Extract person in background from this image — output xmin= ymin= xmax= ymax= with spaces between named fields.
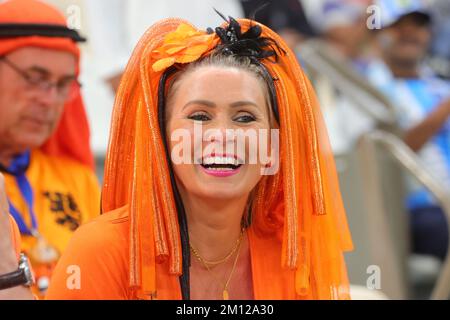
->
xmin=0 ymin=0 xmax=100 ymax=298
xmin=367 ymin=0 xmax=449 ymax=261
xmin=240 ymin=0 xmax=316 ymax=49
xmin=304 ymin=0 xmax=376 ymax=155
xmin=428 ymin=0 xmax=450 ymax=79
xmin=307 ymin=0 xmax=373 ymax=69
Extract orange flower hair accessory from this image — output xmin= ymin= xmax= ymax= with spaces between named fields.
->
xmin=151 ymin=23 xmax=219 ymax=72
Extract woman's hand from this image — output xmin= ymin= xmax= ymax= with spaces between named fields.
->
xmin=0 ymin=172 xmax=34 ymax=299
xmin=0 ymin=172 xmax=16 ymax=272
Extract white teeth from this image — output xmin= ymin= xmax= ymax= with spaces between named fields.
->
xmin=204 ymin=166 xmax=233 ymax=171
xmin=202 ymin=156 xmax=239 ymax=166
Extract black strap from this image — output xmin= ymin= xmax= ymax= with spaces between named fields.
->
xmin=158 ymin=66 xmax=191 ymax=300
xmin=0 ymin=23 xmax=86 ymax=42
xmin=0 ymin=268 xmax=27 ymax=291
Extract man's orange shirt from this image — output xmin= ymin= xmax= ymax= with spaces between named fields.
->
xmin=3 ymin=149 xmax=100 ymax=259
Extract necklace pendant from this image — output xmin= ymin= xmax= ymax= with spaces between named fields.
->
xmin=223 ymin=289 xmax=229 ymax=300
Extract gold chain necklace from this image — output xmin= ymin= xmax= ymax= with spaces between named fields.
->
xmin=190 ymin=229 xmax=244 ymax=300
xmin=190 ymin=229 xmax=244 ymax=266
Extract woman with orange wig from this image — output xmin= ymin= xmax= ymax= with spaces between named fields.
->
xmin=46 ymin=14 xmax=353 ymax=300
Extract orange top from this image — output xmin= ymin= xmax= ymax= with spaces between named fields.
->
xmin=3 ymin=149 xmax=100 ymax=255
xmin=46 ymin=206 xmax=312 ymax=300
xmin=4 ymin=150 xmax=99 ymax=298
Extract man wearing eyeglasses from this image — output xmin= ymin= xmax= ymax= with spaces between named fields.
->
xmin=0 ymin=0 xmax=100 ymax=299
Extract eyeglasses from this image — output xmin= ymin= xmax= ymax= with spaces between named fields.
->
xmin=0 ymin=55 xmax=81 ymax=101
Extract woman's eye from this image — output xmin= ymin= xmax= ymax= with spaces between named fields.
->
xmin=234 ymin=114 xmax=256 ymax=123
xmin=188 ymin=113 xmax=210 ymax=122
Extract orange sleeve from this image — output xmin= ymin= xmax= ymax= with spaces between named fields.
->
xmin=45 ymin=211 xmax=131 ymax=300
xmin=9 ymin=215 xmax=21 ymax=260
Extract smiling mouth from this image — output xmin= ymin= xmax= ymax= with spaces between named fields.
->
xmin=200 ymin=163 xmax=242 ymax=171
xmin=200 ymin=155 xmax=243 ymax=172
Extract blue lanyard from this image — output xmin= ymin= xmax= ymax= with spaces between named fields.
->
xmin=0 ymin=151 xmax=37 ymax=236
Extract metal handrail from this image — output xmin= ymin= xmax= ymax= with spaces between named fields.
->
xmin=363 ymin=130 xmax=450 ymax=300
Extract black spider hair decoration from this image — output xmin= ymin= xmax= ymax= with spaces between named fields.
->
xmin=207 ymin=10 xmax=284 ymax=123
xmin=208 ymin=9 xmax=285 ymax=62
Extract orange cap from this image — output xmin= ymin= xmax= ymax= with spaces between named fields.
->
xmin=0 ymin=0 xmax=83 ymax=59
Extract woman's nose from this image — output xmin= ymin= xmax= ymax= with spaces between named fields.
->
xmin=201 ymin=122 xmax=242 ymax=155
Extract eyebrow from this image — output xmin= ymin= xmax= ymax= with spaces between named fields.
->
xmin=182 ymin=99 xmax=259 ymax=110
xmin=27 ymin=65 xmax=76 ymax=80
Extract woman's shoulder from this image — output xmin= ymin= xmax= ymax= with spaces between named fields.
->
xmin=46 ymin=206 xmax=131 ymax=299
xmin=74 ymin=205 xmax=130 ymax=245
xmin=84 ymin=205 xmax=130 ymax=226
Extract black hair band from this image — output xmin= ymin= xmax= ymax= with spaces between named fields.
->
xmin=0 ymin=23 xmax=86 ymax=42
xmin=158 ymin=66 xmax=191 ymax=300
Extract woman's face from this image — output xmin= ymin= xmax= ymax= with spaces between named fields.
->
xmin=166 ymin=66 xmax=272 ymax=201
